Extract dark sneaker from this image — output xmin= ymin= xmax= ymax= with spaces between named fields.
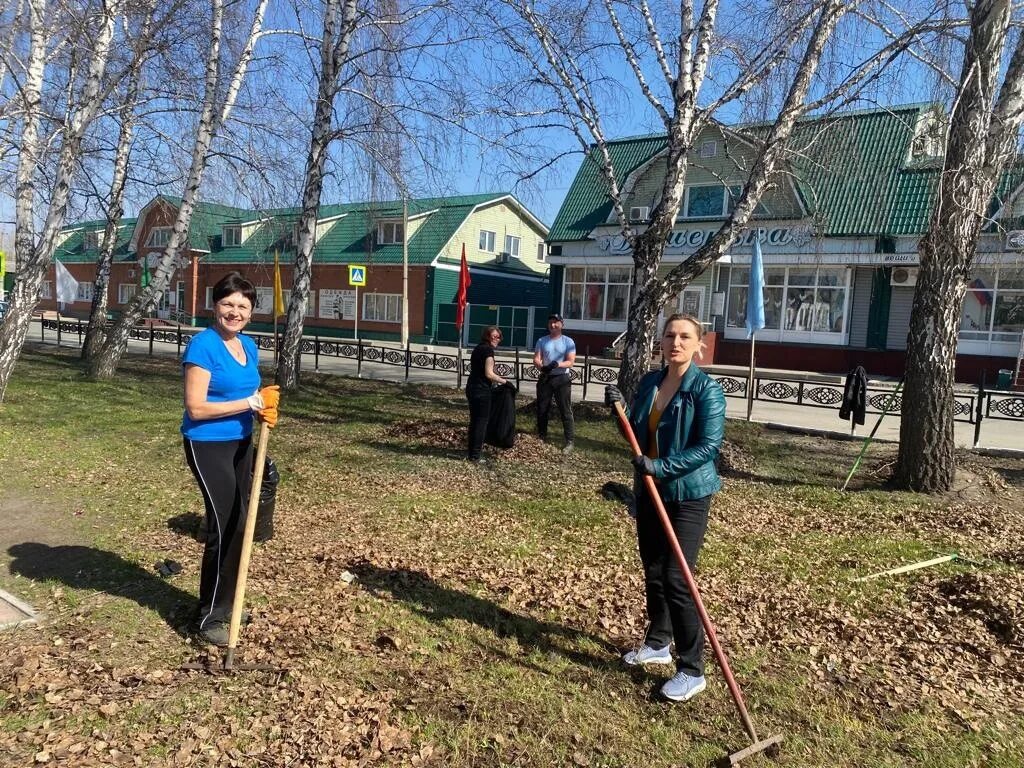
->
xmin=198 ymin=622 xmax=229 ymax=647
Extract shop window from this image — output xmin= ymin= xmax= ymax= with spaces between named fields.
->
xmin=960 ymin=267 xmax=1024 ymax=346
xmin=725 ymin=266 xmax=848 ymax=341
xmin=76 ymin=282 xmax=95 ymax=302
xmin=118 ymin=284 xmax=137 ymax=304
xmin=562 ymin=266 xmax=631 ymax=323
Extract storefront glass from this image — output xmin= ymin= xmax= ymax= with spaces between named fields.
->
xmin=962 ymin=267 xmax=1023 ymax=345
xmin=562 ymin=266 xmax=632 ymax=323
xmin=726 ymin=265 xmax=849 ymax=341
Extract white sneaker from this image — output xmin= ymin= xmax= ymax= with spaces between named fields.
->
xmin=622 ymin=644 xmax=672 ymax=666
xmin=660 ymin=671 xmax=706 ymax=702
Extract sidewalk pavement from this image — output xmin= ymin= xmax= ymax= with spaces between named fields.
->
xmin=27 ymin=319 xmax=1024 ymax=452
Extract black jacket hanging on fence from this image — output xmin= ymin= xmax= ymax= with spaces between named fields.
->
xmin=839 ymin=366 xmax=868 ymax=425
xmin=486 ymin=382 xmax=518 ymax=449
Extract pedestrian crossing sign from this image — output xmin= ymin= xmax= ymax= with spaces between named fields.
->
xmin=348 ymin=265 xmax=366 ymax=286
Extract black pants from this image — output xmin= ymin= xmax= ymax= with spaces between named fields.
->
xmin=636 ymin=492 xmax=712 ymax=675
xmin=183 ymin=436 xmax=253 ymax=628
xmin=466 ymin=383 xmax=491 ymax=460
xmin=536 ymin=374 xmax=574 ymax=441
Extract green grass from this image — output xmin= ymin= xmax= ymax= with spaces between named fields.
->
xmin=0 ymin=347 xmax=1022 ymax=767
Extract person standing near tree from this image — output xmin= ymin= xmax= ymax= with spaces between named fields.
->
xmin=181 ymin=272 xmax=279 ymax=647
xmin=533 ymin=313 xmax=576 ymax=453
xmin=605 ymin=313 xmax=725 ymax=703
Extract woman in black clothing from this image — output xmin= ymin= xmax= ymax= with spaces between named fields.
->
xmin=466 ymin=325 xmax=508 ymax=462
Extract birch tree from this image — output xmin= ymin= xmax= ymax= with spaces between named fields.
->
xmin=0 ymin=0 xmax=123 ymax=402
xmin=894 ymin=0 xmax=1024 ymax=492
xmin=88 ymin=0 xmax=270 ymax=379
xmin=82 ymin=3 xmax=158 ymax=362
xmin=276 ymin=0 xmax=360 ymax=389
xmin=484 ymin=0 xmax=952 ymax=398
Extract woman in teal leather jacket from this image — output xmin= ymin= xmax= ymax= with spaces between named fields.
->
xmin=605 ymin=313 xmax=726 ymax=703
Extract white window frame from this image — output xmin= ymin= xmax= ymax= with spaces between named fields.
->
xmin=223 ymin=225 xmax=242 ymax=247
xmin=537 ymin=242 xmax=546 ymax=262
xmin=362 ymin=292 xmax=402 ymax=324
xmin=958 ymin=265 xmax=1024 ymax=357
xmin=40 ymin=281 xmax=53 ymax=299
xmin=723 ymin=265 xmax=851 ymax=344
xmin=376 ymin=221 xmax=404 ymax=245
xmin=254 ymin=286 xmax=274 ymax=316
xmin=118 ymin=283 xmax=138 ymax=304
xmin=479 ymin=229 xmax=496 ymax=253
xmin=683 ymin=184 xmax=727 ymax=219
xmin=205 ymin=287 xmax=214 ymax=310
xmin=560 ymin=265 xmax=633 ymax=330
xmin=76 ymin=281 xmax=95 ymax=302
xmin=84 ymin=231 xmax=104 ymax=250
xmin=504 ymin=234 xmax=521 ymax=260
xmin=147 ymin=227 xmax=172 ymax=247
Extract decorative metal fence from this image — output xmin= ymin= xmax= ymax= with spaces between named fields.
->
xmin=38 ymin=317 xmax=1024 ymax=447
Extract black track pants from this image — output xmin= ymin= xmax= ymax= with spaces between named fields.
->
xmin=636 ymin=493 xmax=712 ymax=675
xmin=466 ymin=383 xmax=491 ymax=460
xmin=183 ymin=436 xmax=253 ymax=628
xmin=536 ymin=374 xmax=574 ymax=441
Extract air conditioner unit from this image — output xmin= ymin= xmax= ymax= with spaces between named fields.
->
xmin=629 ymin=206 xmax=650 ymax=223
xmin=890 ymin=267 xmax=919 ymax=287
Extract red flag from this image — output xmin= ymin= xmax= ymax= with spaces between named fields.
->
xmin=455 ymin=243 xmax=471 ymax=331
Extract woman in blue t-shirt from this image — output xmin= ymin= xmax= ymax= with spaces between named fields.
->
xmin=181 ymin=272 xmax=279 ymax=647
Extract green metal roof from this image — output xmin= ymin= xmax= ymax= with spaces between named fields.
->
xmin=200 ymin=192 xmax=529 ymax=267
xmin=53 ymin=219 xmax=137 ymax=263
xmin=548 ymin=105 xmax=935 ymax=241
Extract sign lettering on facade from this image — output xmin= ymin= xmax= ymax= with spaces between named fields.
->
xmin=882 ymin=253 xmax=919 ymax=265
xmin=597 ymin=223 xmax=818 ymax=256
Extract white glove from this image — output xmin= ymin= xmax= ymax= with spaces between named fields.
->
xmin=246 ymin=392 xmax=264 ymax=411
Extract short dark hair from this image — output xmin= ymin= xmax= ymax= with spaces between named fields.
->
xmin=212 ymin=271 xmax=256 ymax=307
xmin=480 ymin=325 xmax=502 ymax=343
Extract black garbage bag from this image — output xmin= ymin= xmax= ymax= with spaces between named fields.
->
xmin=486 ymin=382 xmax=518 ymax=449
xmin=252 ymin=455 xmax=280 ymax=542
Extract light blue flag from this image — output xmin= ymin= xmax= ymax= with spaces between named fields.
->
xmin=745 ymin=232 xmax=765 ymax=338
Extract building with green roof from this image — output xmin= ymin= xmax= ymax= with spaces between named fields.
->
xmin=547 ymin=103 xmax=1024 ymax=384
xmin=41 ymin=192 xmax=551 ymax=345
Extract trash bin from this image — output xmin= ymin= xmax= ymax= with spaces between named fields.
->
xmin=252 ymin=456 xmax=280 ymax=542
xmin=996 ymin=369 xmax=1012 ymax=390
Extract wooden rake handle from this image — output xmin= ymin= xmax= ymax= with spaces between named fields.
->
xmin=224 ymin=420 xmax=271 ymax=669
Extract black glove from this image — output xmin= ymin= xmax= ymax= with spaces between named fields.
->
xmin=632 ymin=455 xmax=657 ymax=476
xmin=541 ymin=361 xmax=558 ymax=374
xmin=605 ymin=384 xmax=626 ymax=408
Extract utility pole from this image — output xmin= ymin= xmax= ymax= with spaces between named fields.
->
xmin=401 ymin=196 xmax=409 ymax=346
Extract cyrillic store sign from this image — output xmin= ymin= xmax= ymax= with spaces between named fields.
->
xmin=597 ymin=223 xmax=817 ymax=255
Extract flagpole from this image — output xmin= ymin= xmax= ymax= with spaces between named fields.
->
xmin=401 ymin=196 xmax=409 ymax=347
xmin=746 ymin=331 xmax=756 ymax=421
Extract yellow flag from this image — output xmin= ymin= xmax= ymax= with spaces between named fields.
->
xmin=273 ymin=250 xmax=285 ymax=317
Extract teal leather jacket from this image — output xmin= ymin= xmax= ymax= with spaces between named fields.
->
xmin=627 ymin=364 xmax=726 ymax=502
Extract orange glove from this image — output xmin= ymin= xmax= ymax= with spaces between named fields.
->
xmin=256 ymin=385 xmax=280 ymax=428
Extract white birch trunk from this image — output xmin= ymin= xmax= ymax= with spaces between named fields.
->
xmin=88 ymin=0 xmax=269 ymax=380
xmin=0 ymin=0 xmax=121 ymax=401
xmin=276 ymin=0 xmax=359 ymax=389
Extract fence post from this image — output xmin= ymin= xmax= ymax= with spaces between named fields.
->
xmin=356 ymin=338 xmax=363 ymax=378
xmin=582 ymin=346 xmax=590 ymax=401
xmin=56 ymin=317 xmax=61 ymax=347
xmin=404 ymin=340 xmax=411 ymax=383
xmin=40 ymin=317 xmax=45 ymax=342
xmin=176 ymin=328 xmax=182 ymax=357
xmin=78 ymin=320 xmax=82 ymax=346
xmin=514 ymin=348 xmax=521 ymax=389
xmin=974 ymin=379 xmax=986 ymax=448
xmin=149 ymin=326 xmax=155 ymax=356
xmin=314 ymin=334 xmax=320 ymax=371
xmin=456 ymin=345 xmax=463 ymax=390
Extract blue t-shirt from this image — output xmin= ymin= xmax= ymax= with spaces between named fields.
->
xmin=534 ymin=334 xmax=576 ymax=376
xmin=181 ymin=328 xmax=261 ymax=441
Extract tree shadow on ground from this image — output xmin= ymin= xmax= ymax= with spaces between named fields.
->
xmin=348 ymin=561 xmax=623 ymax=673
xmin=7 ymin=543 xmax=194 ymax=637
xmin=359 ymin=439 xmax=464 ymax=462
xmin=167 ymin=512 xmax=204 ymax=541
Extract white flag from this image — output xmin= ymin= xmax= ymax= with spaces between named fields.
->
xmin=55 ymin=259 xmax=80 ymax=304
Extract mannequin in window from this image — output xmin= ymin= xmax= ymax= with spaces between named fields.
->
xmin=794 ymin=290 xmax=814 ymax=330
